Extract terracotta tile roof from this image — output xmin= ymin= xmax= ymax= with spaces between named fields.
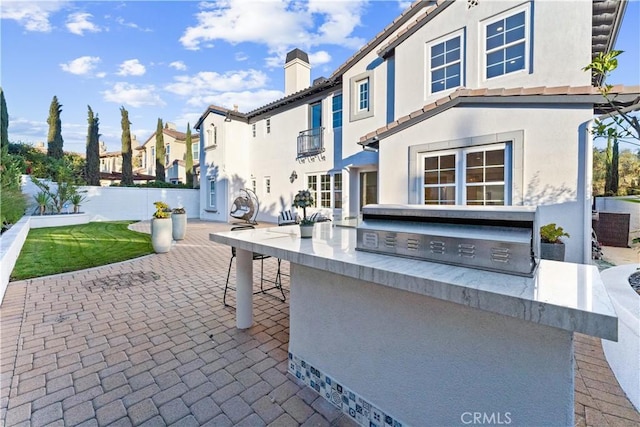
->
xmin=358 ymin=85 xmax=640 ymax=146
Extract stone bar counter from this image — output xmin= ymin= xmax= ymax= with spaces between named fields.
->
xmin=210 ymin=222 xmax=617 ymax=427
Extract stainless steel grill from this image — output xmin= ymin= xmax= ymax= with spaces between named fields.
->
xmin=356 ymin=204 xmax=538 ymax=277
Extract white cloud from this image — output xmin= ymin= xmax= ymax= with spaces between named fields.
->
xmin=397 ymin=1 xmax=413 ymax=10
xmin=188 ymin=89 xmax=285 ymax=113
xmin=169 ymin=61 xmax=187 ymax=71
xmin=179 ymin=0 xmax=366 ymax=53
xmin=96 ymin=72 xmax=107 ymax=78
xmin=165 ymin=69 xmax=269 ymax=96
xmin=60 ymin=56 xmax=101 ymax=75
xmin=102 ymin=82 xmax=166 ymax=108
xmin=308 ymin=50 xmax=331 ymax=66
xmin=115 ymin=16 xmax=152 ymax=32
xmin=117 ymin=59 xmax=146 ymax=76
xmin=1 ymin=1 xmax=68 ymax=32
xmin=66 ymin=12 xmax=101 ymax=35
xmin=235 ymin=52 xmax=248 ymax=62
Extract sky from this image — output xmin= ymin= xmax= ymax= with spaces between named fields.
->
xmin=1 ymin=0 xmax=639 ymax=154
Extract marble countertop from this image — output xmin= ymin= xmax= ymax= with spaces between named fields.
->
xmin=210 ymin=223 xmax=618 ymax=341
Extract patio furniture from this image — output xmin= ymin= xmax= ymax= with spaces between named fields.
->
xmin=277 ymin=209 xmax=298 ymax=226
xmin=230 ymin=189 xmax=259 ymax=224
xmin=223 ymin=225 xmax=285 ymax=307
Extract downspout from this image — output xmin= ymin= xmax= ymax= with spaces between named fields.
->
xmin=581 ymin=119 xmax=594 ymax=264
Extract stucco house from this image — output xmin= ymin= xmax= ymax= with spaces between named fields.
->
xmin=138 ymin=123 xmax=199 ymax=185
xmin=195 ymin=0 xmax=638 ymax=264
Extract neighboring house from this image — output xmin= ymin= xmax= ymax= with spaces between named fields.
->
xmin=138 ymin=123 xmax=200 ymax=185
xmin=195 ymin=0 xmax=638 ymax=264
xmin=98 ymin=139 xmax=155 ymax=186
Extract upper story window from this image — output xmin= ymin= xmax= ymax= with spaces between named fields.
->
xmin=332 ymin=94 xmax=342 ymax=128
xmin=165 ymin=144 xmax=170 ymax=166
xmin=264 ymin=177 xmax=271 ymax=194
xmin=485 ymin=9 xmax=527 ymax=79
xmin=429 ymin=32 xmax=463 ymax=94
xmin=357 ymin=78 xmax=369 ymax=112
xmin=349 ymin=71 xmax=374 ymax=121
xmin=252 ymin=123 xmax=256 ymax=138
xmin=266 ymin=118 xmax=271 ymax=134
xmin=192 ymin=143 xmax=199 ymax=162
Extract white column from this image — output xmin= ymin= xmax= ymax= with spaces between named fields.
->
xmin=235 ymin=248 xmax=253 ymax=329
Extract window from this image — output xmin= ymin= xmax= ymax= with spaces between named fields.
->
xmin=192 ymin=143 xmax=199 ymax=162
xmin=251 ymin=178 xmax=256 ymax=194
xmin=429 ymin=34 xmax=462 ymax=93
xmin=307 ymin=173 xmax=342 ymax=209
xmin=252 ymin=123 xmax=256 ymax=138
xmin=485 ymin=10 xmax=527 ymax=79
xmin=214 ymin=126 xmax=217 ymax=145
xmin=266 ymin=118 xmax=271 ymax=134
xmin=332 ymin=94 xmax=342 ymax=128
xmin=421 ymin=144 xmax=506 ymax=205
xmin=209 ymin=177 xmax=216 ymax=209
xmin=333 ymin=173 xmax=342 ymax=209
xmin=151 ymin=147 xmax=155 ymax=161
xmin=349 ymin=71 xmax=374 ymax=121
xmin=357 ymin=78 xmax=369 ymax=112
xmin=264 ymin=177 xmax=271 ymax=194
xmin=165 ymin=144 xmax=170 ymax=166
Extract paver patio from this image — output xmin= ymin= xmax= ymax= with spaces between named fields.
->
xmin=1 ymin=220 xmax=638 ymax=426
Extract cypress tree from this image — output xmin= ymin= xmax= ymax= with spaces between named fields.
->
xmin=47 ymin=96 xmax=64 ymax=159
xmin=120 ymin=107 xmax=133 ymax=185
xmin=85 ymin=106 xmax=100 ymax=185
xmin=155 ymin=118 xmax=165 ymax=182
xmin=1 ymin=87 xmax=8 ymax=150
xmin=185 ymin=123 xmax=193 ymax=187
xmin=611 ymin=139 xmax=619 ymax=195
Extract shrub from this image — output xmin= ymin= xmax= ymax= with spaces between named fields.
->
xmin=1 ymin=187 xmax=27 ymax=230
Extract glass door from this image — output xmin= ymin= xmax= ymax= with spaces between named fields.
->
xmin=360 ymin=171 xmax=378 ymax=210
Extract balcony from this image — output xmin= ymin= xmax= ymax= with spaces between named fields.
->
xmin=297 ymin=127 xmax=324 ymax=159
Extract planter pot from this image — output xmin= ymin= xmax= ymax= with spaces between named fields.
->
xmin=300 ymin=224 xmax=314 ymax=239
xmin=172 ymin=213 xmax=187 ymax=241
xmin=541 ymin=242 xmax=565 ymax=261
xmin=151 ymin=217 xmax=173 ymax=253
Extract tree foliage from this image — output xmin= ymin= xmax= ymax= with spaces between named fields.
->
xmin=155 ymin=118 xmax=165 ymax=182
xmin=120 ymin=106 xmax=134 ymax=185
xmin=185 ymin=123 xmax=194 ymax=187
xmin=1 ymin=87 xmax=8 ymax=150
xmin=593 ymin=147 xmax=640 ymax=196
xmin=85 ymin=106 xmax=101 ymax=186
xmin=47 ymin=95 xmax=64 ymax=159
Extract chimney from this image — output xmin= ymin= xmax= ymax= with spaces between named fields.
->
xmin=284 ymin=48 xmax=310 ymax=96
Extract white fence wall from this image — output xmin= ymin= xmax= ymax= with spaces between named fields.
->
xmin=0 ymin=216 xmax=30 ymax=304
xmin=22 ymin=176 xmax=199 ymax=221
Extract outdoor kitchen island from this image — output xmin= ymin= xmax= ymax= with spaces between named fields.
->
xmin=210 ymin=217 xmax=618 ymax=427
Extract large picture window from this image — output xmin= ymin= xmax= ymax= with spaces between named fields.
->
xmin=485 ymin=9 xmax=527 ymax=79
xmin=429 ymin=34 xmax=462 ymax=94
xmin=422 ymin=144 xmax=506 ymax=205
xmin=306 ymin=173 xmax=342 ymax=209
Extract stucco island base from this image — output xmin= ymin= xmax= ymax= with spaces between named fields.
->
xmin=288 ymin=264 xmax=573 ymax=427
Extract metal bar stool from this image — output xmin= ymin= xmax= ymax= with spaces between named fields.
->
xmin=223 ymin=225 xmax=286 ymax=307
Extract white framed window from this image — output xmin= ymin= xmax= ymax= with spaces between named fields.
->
xmin=252 ymin=123 xmax=256 ymax=138
xmin=151 ymin=147 xmax=155 ymax=161
xmin=484 ymin=7 xmax=528 ymax=79
xmin=306 ymin=173 xmax=342 ymax=209
xmin=165 ymin=144 xmax=170 ymax=166
xmin=209 ymin=177 xmax=216 ymax=209
xmin=251 ymin=178 xmax=256 ymax=194
xmin=192 ymin=143 xmax=199 ymax=162
xmin=349 ymin=71 xmax=374 ymax=121
xmin=357 ymin=78 xmax=369 ymax=112
xmin=265 ymin=118 xmax=271 ymax=134
xmin=421 ymin=144 xmax=507 ymax=205
xmin=264 ymin=177 xmax=271 ymax=194
xmin=428 ymin=31 xmax=463 ymax=94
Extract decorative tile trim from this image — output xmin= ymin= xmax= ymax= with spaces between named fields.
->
xmin=288 ymin=352 xmax=406 ymax=427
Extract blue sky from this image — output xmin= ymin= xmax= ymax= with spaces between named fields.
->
xmin=1 ymin=0 xmax=639 ymax=154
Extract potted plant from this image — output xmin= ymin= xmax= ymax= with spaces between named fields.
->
xmin=151 ymin=201 xmax=172 ymax=253
xmin=171 ymin=207 xmax=187 ymax=241
xmin=540 ymin=223 xmax=570 ymax=261
xmin=293 ymin=189 xmax=315 ymax=238
xmin=34 ymin=192 xmax=49 ymax=215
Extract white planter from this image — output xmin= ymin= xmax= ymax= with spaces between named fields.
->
xmin=172 ymin=213 xmax=187 ymax=241
xmin=151 ymin=218 xmax=173 ymax=253
xmin=300 ymin=224 xmax=314 ymax=238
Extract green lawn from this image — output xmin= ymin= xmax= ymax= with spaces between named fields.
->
xmin=11 ymin=221 xmax=153 ymax=281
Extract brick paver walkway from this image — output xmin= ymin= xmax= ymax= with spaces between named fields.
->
xmin=1 ymin=220 xmax=638 ymax=426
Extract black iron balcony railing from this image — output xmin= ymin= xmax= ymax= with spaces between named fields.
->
xmin=297 ymin=127 xmax=324 ymax=159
